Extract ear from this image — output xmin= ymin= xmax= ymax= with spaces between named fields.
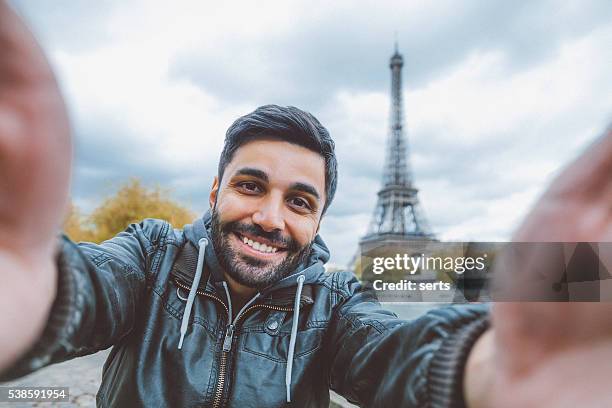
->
xmin=209 ymin=176 xmax=219 ymax=209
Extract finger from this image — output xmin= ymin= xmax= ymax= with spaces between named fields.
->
xmin=512 ymin=123 xmax=612 ymax=242
xmin=0 ymin=1 xmax=54 ymax=89
xmin=0 ymin=1 xmax=71 ymax=254
xmin=547 ymin=123 xmax=612 ymax=199
xmin=493 ymin=302 xmax=612 ymax=375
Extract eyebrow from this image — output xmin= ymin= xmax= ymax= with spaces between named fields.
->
xmin=234 ymin=167 xmax=269 ymax=182
xmin=289 ymin=182 xmax=321 ymax=202
xmin=234 ymin=167 xmax=321 ymax=202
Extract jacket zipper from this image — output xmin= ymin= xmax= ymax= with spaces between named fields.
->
xmin=174 ymin=279 xmax=293 ymax=408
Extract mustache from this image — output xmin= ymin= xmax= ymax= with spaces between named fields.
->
xmin=221 ymin=220 xmax=300 ymax=252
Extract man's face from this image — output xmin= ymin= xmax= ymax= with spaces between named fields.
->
xmin=209 ymin=139 xmax=326 ymax=289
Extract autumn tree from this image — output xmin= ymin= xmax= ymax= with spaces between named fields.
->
xmin=62 ymin=202 xmax=95 ymax=242
xmin=64 ymin=178 xmax=196 ymax=243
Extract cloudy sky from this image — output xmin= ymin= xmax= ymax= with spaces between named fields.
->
xmin=11 ymin=0 xmax=612 ymax=266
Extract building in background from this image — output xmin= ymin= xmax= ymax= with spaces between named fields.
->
xmin=355 ymin=45 xmax=444 ymax=298
xmin=361 ymin=44 xmax=435 ymax=244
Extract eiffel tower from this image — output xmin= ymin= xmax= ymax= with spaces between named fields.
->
xmin=356 ymin=45 xmax=436 ymax=277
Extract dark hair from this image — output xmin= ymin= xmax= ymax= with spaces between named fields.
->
xmin=218 ymin=105 xmax=337 ymax=214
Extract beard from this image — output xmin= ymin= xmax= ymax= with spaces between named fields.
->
xmin=210 ymin=211 xmax=313 ymax=290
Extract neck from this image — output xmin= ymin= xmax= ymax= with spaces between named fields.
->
xmin=223 ymin=273 xmax=258 ymax=316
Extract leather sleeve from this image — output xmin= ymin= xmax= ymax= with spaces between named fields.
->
xmin=326 ymin=272 xmax=489 ymax=407
xmin=0 ymin=219 xmax=169 ymax=381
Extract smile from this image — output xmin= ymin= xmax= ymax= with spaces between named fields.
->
xmin=242 ymin=235 xmax=277 ymax=253
xmin=233 ymin=233 xmax=286 ymax=256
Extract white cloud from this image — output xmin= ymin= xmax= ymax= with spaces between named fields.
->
xmin=408 ymin=25 xmax=612 ymax=145
xmin=408 ymin=25 xmax=612 ymax=241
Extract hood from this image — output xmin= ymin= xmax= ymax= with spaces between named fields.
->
xmin=181 ymin=210 xmax=330 ymax=293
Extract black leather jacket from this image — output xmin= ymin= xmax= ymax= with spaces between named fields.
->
xmin=1 ymin=212 xmax=488 ymax=407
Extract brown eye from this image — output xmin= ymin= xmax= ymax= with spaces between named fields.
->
xmin=238 ymin=182 xmax=261 ymax=193
xmin=288 ymin=196 xmax=311 ymax=210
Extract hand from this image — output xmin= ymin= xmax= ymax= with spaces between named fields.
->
xmin=465 ymin=124 xmax=612 ymax=407
xmin=0 ymin=1 xmax=71 ymax=372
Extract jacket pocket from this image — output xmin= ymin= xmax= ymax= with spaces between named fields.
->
xmin=242 ymin=328 xmax=324 ymax=363
xmin=160 ymin=279 xmax=219 ymax=338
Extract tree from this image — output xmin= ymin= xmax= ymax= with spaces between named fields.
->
xmin=62 ymin=202 xmax=95 ymax=242
xmin=64 ymin=179 xmax=196 ymax=243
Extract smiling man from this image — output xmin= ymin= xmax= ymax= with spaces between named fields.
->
xmin=4 ymin=2 xmax=612 ymax=407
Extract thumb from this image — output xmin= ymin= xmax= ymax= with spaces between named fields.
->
xmin=0 ymin=0 xmax=71 ymax=254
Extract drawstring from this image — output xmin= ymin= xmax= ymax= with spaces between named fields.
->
xmin=286 ymin=274 xmax=305 ymax=403
xmin=178 ymin=238 xmax=208 ymax=349
xmin=221 ymin=281 xmax=233 ymax=321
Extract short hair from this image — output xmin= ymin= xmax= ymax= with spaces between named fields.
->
xmin=218 ymin=105 xmax=337 ymax=215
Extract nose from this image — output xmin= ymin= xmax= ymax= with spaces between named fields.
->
xmin=252 ymin=194 xmax=285 ymax=232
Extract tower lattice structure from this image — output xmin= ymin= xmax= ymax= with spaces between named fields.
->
xmin=361 ymin=46 xmax=434 ymax=244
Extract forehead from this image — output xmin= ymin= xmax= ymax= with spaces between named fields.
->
xmin=225 ymin=139 xmax=325 ymax=191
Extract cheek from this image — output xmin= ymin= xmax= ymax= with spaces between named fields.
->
xmin=215 ymin=192 xmax=254 ymax=219
xmin=288 ymin=218 xmax=319 ymax=246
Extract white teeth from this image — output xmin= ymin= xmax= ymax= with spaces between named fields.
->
xmin=240 ymin=235 xmax=280 ymax=254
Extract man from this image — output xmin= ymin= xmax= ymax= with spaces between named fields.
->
xmin=2 ymin=2 xmax=612 ymax=407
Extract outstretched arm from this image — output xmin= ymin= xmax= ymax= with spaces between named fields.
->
xmin=326 ymin=272 xmax=488 ymax=407
xmin=1 ymin=220 xmax=169 ymax=381
xmin=465 ymin=125 xmax=612 ymax=407
xmin=0 ymin=0 xmax=71 ymax=372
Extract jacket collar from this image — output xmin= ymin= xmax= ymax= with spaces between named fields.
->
xmin=175 ymin=210 xmax=327 ymax=307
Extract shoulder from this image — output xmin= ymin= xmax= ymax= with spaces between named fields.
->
xmin=136 ymin=218 xmax=185 ymax=248
xmin=314 ymin=269 xmax=364 ymax=301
